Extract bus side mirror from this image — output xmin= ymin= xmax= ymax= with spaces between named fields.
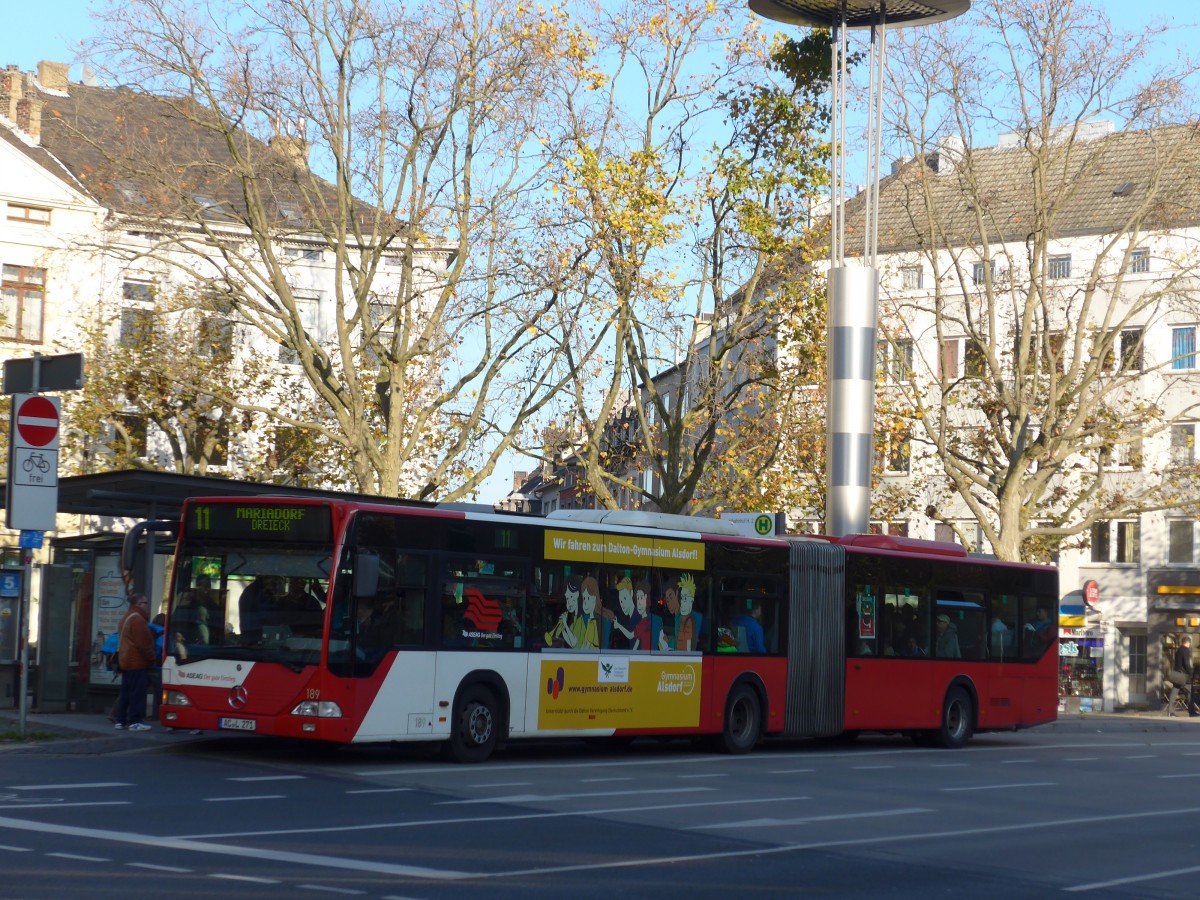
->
xmin=354 ymin=551 xmax=380 ymax=598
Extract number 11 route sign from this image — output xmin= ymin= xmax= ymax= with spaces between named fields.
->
xmin=7 ymin=393 xmax=60 ymax=531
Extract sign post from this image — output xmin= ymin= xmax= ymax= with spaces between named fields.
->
xmin=4 ymin=353 xmax=83 ymax=737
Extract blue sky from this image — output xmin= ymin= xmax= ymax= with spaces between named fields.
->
xmin=2 ymin=1 xmax=1197 ymax=83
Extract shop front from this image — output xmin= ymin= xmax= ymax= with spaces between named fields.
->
xmin=1059 ymin=627 xmax=1104 ymax=713
xmin=1146 ymin=569 xmax=1200 ymax=710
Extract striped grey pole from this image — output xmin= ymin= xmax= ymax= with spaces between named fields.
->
xmin=826 ymin=266 xmax=879 ymax=537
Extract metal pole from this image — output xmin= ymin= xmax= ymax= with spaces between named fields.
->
xmin=16 ymin=359 xmax=41 ymax=738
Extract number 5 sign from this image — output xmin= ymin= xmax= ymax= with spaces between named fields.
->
xmin=7 ymin=393 xmax=61 ymax=531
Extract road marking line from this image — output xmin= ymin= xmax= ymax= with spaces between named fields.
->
xmin=852 ymin=765 xmax=894 ymax=770
xmin=128 ymin=862 xmax=192 ymax=873
xmin=940 ymin=782 xmax=1056 ymax=792
xmin=1065 ymin=863 xmax=1200 ymax=892
xmin=1125 ymin=755 xmax=1156 ymax=759
xmin=345 ymin=788 xmax=414 ymax=795
xmin=679 ymin=774 xmax=727 ymax=779
xmin=211 ymin=874 xmax=281 ymax=883
xmin=466 ymin=782 xmax=532 ymax=788
xmin=0 ymin=802 xmax=127 ymax=810
xmin=228 ymin=775 xmax=306 ymax=782
xmin=437 ymin=786 xmax=707 ymax=805
xmin=174 ymin=796 xmax=813 ymax=840
xmin=0 ymin=815 xmax=469 ymax=880
xmin=1000 ymin=759 xmax=1034 ymax=764
xmin=47 ymin=852 xmax=109 ymax=862
xmin=770 ymin=769 xmax=816 ymax=774
xmin=298 ymin=886 xmax=366 ymax=895
xmin=1159 ymin=773 xmax=1200 ymax=779
xmin=461 ymin=806 xmax=1200 ymax=882
xmin=691 ymin=807 xmax=932 ymax=830
xmin=1063 ymin=757 xmax=1099 ymax=762
xmin=929 ymin=763 xmax=968 ymax=768
xmin=0 ymin=844 xmax=32 ymax=852
xmin=204 ymin=795 xmax=287 ymax=802
xmin=582 ymin=777 xmax=634 ymax=783
xmin=9 ymin=783 xmax=131 ymax=791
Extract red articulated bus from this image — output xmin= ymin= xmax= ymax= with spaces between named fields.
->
xmin=150 ymin=498 xmax=1058 ymax=761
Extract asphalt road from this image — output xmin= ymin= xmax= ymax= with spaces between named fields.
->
xmin=1 ymin=714 xmax=1199 ymax=898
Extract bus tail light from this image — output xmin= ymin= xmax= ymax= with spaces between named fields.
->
xmin=291 ymin=700 xmax=343 ymax=718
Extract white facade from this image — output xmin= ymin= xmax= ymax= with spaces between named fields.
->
xmin=863 ymin=126 xmax=1200 ymax=712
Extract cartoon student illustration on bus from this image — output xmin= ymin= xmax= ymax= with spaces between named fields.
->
xmin=633 ymin=579 xmax=652 ymax=649
xmin=579 ymin=575 xmax=603 ymax=650
xmin=605 ymin=575 xmax=639 ymax=649
xmin=657 ymin=574 xmax=702 ymax=651
xmin=545 ymin=575 xmax=583 ymax=648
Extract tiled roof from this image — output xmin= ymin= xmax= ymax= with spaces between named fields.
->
xmin=33 ymin=81 xmax=333 ymax=230
xmin=843 ymin=124 xmax=1200 ymax=255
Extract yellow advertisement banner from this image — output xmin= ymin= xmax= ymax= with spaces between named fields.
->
xmin=538 ymin=657 xmax=702 ymax=730
xmin=544 ymin=529 xmax=704 ymax=570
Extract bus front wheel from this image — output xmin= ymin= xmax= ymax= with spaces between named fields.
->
xmin=720 ymin=684 xmax=761 ymax=754
xmin=448 ymin=685 xmax=499 ymax=764
xmin=936 ymin=687 xmax=973 ymax=749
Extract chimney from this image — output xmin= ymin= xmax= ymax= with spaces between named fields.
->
xmin=0 ymin=65 xmax=21 ymax=120
xmin=37 ymin=61 xmax=70 ymax=92
xmin=15 ymin=91 xmax=43 ymax=142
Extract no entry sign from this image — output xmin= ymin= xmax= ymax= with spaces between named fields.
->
xmin=15 ymin=395 xmax=59 ymax=449
xmin=7 ymin=393 xmax=60 ymax=531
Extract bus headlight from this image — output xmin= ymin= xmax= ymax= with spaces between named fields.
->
xmin=291 ymin=700 xmax=343 ymax=718
xmin=164 ymin=691 xmax=192 ymax=707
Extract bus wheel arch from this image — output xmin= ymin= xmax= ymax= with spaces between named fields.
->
xmin=937 ymin=680 xmax=977 ymax=749
xmin=720 ymin=677 xmax=765 ymax=754
xmin=447 ymin=673 xmax=509 ymax=764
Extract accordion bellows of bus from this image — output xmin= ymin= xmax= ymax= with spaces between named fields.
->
xmin=149 ymin=499 xmax=1059 ymax=762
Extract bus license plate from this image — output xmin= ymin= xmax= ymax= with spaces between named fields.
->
xmin=219 ymin=717 xmax=256 ymax=732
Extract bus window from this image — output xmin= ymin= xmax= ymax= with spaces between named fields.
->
xmin=440 ymin=556 xmax=526 ymax=650
xmin=990 ymin=594 xmax=1019 ymax=659
xmin=935 ymin=590 xmax=986 ymax=660
xmin=883 ymin=588 xmax=925 ymax=657
xmin=1021 ymin=595 xmax=1055 ymax=658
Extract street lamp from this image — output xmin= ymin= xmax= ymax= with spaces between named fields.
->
xmin=748 ymin=1 xmax=970 ymax=536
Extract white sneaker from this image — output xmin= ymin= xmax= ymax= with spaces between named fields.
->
xmin=127 ymin=722 xmax=151 ymax=732
xmin=113 ymin=723 xmax=125 ymax=730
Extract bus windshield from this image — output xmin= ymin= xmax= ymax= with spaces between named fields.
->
xmin=169 ymin=543 xmax=332 ymax=668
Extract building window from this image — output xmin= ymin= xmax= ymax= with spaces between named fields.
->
xmin=1119 ymin=328 xmax=1143 ymax=371
xmin=1129 ymin=248 xmax=1150 ymax=274
xmin=198 ymin=316 xmax=233 ymax=358
xmin=878 ymin=337 xmax=913 ymax=383
xmin=1048 ymin=255 xmax=1072 ymax=279
xmin=279 ymin=295 xmax=320 ymax=365
xmin=877 ymin=430 xmax=911 ymax=474
xmin=6 ymin=204 xmax=51 ymax=224
xmin=282 ymin=246 xmax=323 ymax=262
xmin=1171 ymin=423 xmax=1195 ymax=467
xmin=941 ymin=338 xmax=983 ymax=379
xmin=901 ymin=266 xmax=923 ymax=289
xmin=1169 ymin=519 xmax=1196 ymax=563
xmin=113 ymin=412 xmax=148 ymax=458
xmin=971 ymin=260 xmax=993 ymax=286
xmin=119 ymin=307 xmax=154 ymax=347
xmin=1172 ymin=326 xmax=1197 ymax=370
xmin=122 ymin=280 xmax=154 ymax=303
xmin=1 ymin=264 xmax=45 ymax=342
xmin=1091 ymin=520 xmax=1140 ymax=563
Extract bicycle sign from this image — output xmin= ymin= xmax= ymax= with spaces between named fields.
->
xmin=13 ymin=447 xmax=57 ymax=488
xmin=7 ymin=393 xmax=60 ymax=530
xmin=22 ymin=452 xmax=50 ymax=474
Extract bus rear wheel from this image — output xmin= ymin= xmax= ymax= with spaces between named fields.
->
xmin=936 ymin=687 xmax=973 ymax=749
xmin=447 ymin=685 xmax=499 ymax=764
xmin=720 ymin=684 xmax=761 ymax=755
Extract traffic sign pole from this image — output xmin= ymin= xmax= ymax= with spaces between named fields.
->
xmin=4 ymin=355 xmax=82 ymax=739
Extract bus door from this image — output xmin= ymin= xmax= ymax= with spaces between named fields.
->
xmin=846 ymin=586 xmax=934 ymax=730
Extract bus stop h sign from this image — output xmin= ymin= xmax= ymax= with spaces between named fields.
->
xmin=6 ymin=393 xmax=60 ymax=531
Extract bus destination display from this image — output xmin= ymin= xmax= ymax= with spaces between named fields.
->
xmin=189 ymin=502 xmax=332 ymax=542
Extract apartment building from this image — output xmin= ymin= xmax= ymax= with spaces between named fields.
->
xmin=862 ymin=121 xmax=1200 ymax=711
